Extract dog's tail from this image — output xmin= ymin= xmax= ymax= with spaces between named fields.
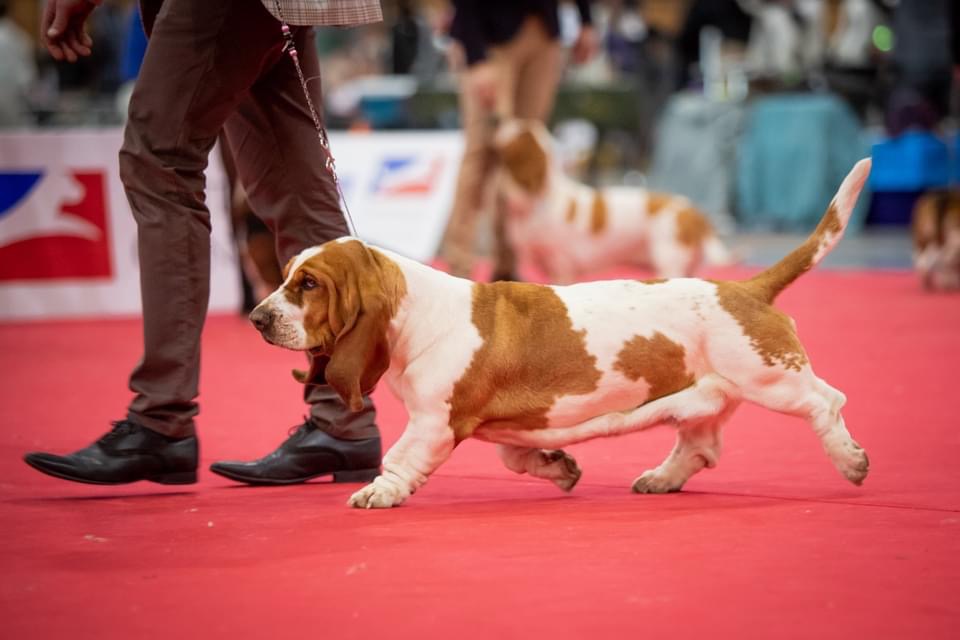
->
xmin=745 ymin=158 xmax=871 ymax=304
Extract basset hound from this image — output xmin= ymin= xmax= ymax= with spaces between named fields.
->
xmin=250 ymin=159 xmax=872 ymax=508
xmin=912 ymin=189 xmax=960 ymax=290
xmin=494 ymin=119 xmax=734 ymax=283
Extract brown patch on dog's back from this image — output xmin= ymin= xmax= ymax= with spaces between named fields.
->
xmin=714 ymin=281 xmax=808 ymax=371
xmin=590 ymin=192 xmax=607 ymax=234
xmin=646 ymin=193 xmax=675 ymax=216
xmin=447 ymin=283 xmax=602 ymax=442
xmin=499 ymin=130 xmax=548 ymax=194
xmin=565 ymin=197 xmax=578 ymax=224
xmin=675 ymin=206 xmax=712 ymax=248
xmin=614 ymin=332 xmax=695 ymax=401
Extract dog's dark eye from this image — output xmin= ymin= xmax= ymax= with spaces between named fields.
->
xmin=301 ymin=276 xmax=318 ymax=291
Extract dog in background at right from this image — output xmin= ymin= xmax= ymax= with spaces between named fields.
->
xmin=912 ymin=190 xmax=960 ymax=290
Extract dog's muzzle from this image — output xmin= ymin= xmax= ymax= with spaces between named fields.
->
xmin=249 ymin=306 xmax=275 ymax=335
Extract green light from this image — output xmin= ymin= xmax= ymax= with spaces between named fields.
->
xmin=873 ymin=25 xmax=893 ymax=52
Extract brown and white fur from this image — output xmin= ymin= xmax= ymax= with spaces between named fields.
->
xmin=250 ymin=159 xmax=872 ymax=508
xmin=494 ymin=119 xmax=733 ymax=283
xmin=912 ymin=189 xmax=960 ymax=290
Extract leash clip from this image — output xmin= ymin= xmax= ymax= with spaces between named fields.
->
xmin=280 ymin=23 xmax=295 ymax=54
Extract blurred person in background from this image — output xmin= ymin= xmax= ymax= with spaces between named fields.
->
xmin=439 ymin=0 xmax=599 ymax=282
xmin=819 ymin=0 xmax=892 ymax=120
xmin=391 ymin=0 xmax=420 ymax=74
xmin=0 ymin=0 xmax=36 ymax=127
xmin=23 ymin=0 xmax=386 ymax=488
xmin=886 ymin=0 xmax=958 ymax=134
xmin=743 ymin=0 xmax=824 ymax=82
xmin=674 ymin=0 xmax=752 ymax=89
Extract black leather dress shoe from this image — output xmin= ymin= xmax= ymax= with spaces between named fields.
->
xmin=210 ymin=420 xmax=380 ymax=485
xmin=24 ymin=420 xmax=198 ymax=485
xmin=209 ymin=421 xmax=381 ymax=485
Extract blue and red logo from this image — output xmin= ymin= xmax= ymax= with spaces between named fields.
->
xmin=371 ymin=156 xmax=443 ymax=196
xmin=0 ymin=170 xmax=111 ymax=280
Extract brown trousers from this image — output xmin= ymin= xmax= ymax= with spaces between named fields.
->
xmin=121 ymin=0 xmax=377 ymax=439
xmin=440 ymin=16 xmax=563 ymax=278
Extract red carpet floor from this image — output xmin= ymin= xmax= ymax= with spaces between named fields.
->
xmin=1 ymin=267 xmax=958 ymax=639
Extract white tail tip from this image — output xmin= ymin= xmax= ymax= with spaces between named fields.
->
xmin=834 ymin=158 xmax=872 ymax=222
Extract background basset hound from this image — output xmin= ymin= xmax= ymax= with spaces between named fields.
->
xmin=250 ymin=159 xmax=872 ymax=508
xmin=912 ymin=189 xmax=960 ymax=290
xmin=494 ymin=119 xmax=734 ymax=283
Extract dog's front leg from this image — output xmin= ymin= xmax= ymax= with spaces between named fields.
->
xmin=348 ymin=412 xmax=454 ymax=509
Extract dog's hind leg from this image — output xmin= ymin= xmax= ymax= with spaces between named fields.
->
xmin=497 ymin=445 xmax=582 ymax=492
xmin=736 ymin=370 xmax=869 ymax=486
xmin=805 ymin=378 xmax=869 ymax=485
xmin=632 ymin=400 xmax=740 ymax=494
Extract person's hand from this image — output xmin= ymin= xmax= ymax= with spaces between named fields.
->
xmin=465 ymin=61 xmax=498 ymax=110
xmin=570 ymin=25 xmax=599 ymax=65
xmin=41 ymin=0 xmax=97 ymax=63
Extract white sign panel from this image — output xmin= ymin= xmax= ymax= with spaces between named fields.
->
xmin=0 ymin=129 xmax=462 ymax=321
xmin=0 ymin=129 xmax=240 ymax=320
xmin=327 ymin=131 xmax=461 ymax=262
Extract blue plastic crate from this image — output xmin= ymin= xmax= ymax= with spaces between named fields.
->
xmin=953 ymin=133 xmax=960 ymax=183
xmin=358 ymin=96 xmax=408 ymax=129
xmin=870 ymin=132 xmax=950 ymax=192
xmin=866 ymin=190 xmax=921 ymax=226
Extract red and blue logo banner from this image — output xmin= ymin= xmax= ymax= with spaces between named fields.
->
xmin=0 ymin=170 xmax=112 ymax=280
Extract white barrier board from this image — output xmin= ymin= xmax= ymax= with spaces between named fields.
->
xmin=0 ymin=129 xmax=461 ymax=321
xmin=0 ymin=129 xmax=240 ymax=320
xmin=327 ymin=131 xmax=461 ymax=261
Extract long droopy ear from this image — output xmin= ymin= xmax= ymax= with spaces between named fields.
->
xmin=322 ymin=247 xmax=393 ymax=413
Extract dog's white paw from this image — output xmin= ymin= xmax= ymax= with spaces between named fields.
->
xmin=631 ymin=469 xmax=683 ymax=494
xmin=831 ymin=440 xmax=870 ymax=486
xmin=348 ymin=481 xmax=403 ymax=509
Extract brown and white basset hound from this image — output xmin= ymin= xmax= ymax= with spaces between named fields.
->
xmin=250 ymin=159 xmax=872 ymax=508
xmin=494 ymin=119 xmax=733 ymax=283
xmin=912 ymin=189 xmax=960 ymax=290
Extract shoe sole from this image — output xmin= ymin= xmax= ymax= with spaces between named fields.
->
xmin=23 ymin=457 xmax=197 ymax=486
xmin=208 ymin=466 xmax=379 ymax=486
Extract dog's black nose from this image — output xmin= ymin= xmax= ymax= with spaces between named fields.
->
xmin=249 ymin=307 xmax=274 ymax=332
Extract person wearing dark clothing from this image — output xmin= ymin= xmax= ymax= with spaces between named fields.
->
xmin=675 ymin=0 xmax=753 ymax=89
xmin=24 ymin=0 xmax=384 ymax=487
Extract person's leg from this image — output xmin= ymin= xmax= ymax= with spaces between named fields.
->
xmin=218 ymin=132 xmax=266 ymax=313
xmin=222 ymin=24 xmax=378 ymax=442
xmin=122 ymin=0 xmax=295 ymax=438
xmin=439 ymin=46 xmax=517 ymax=278
xmin=491 ymin=17 xmax=564 ymax=279
xmin=242 ymin=213 xmax=285 ymax=300
xmin=23 ymin=0 xmax=295 ymax=484
xmin=207 ymin=21 xmax=380 ymax=486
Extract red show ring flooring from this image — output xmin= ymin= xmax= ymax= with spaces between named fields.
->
xmin=1 ymin=266 xmax=958 ymax=639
